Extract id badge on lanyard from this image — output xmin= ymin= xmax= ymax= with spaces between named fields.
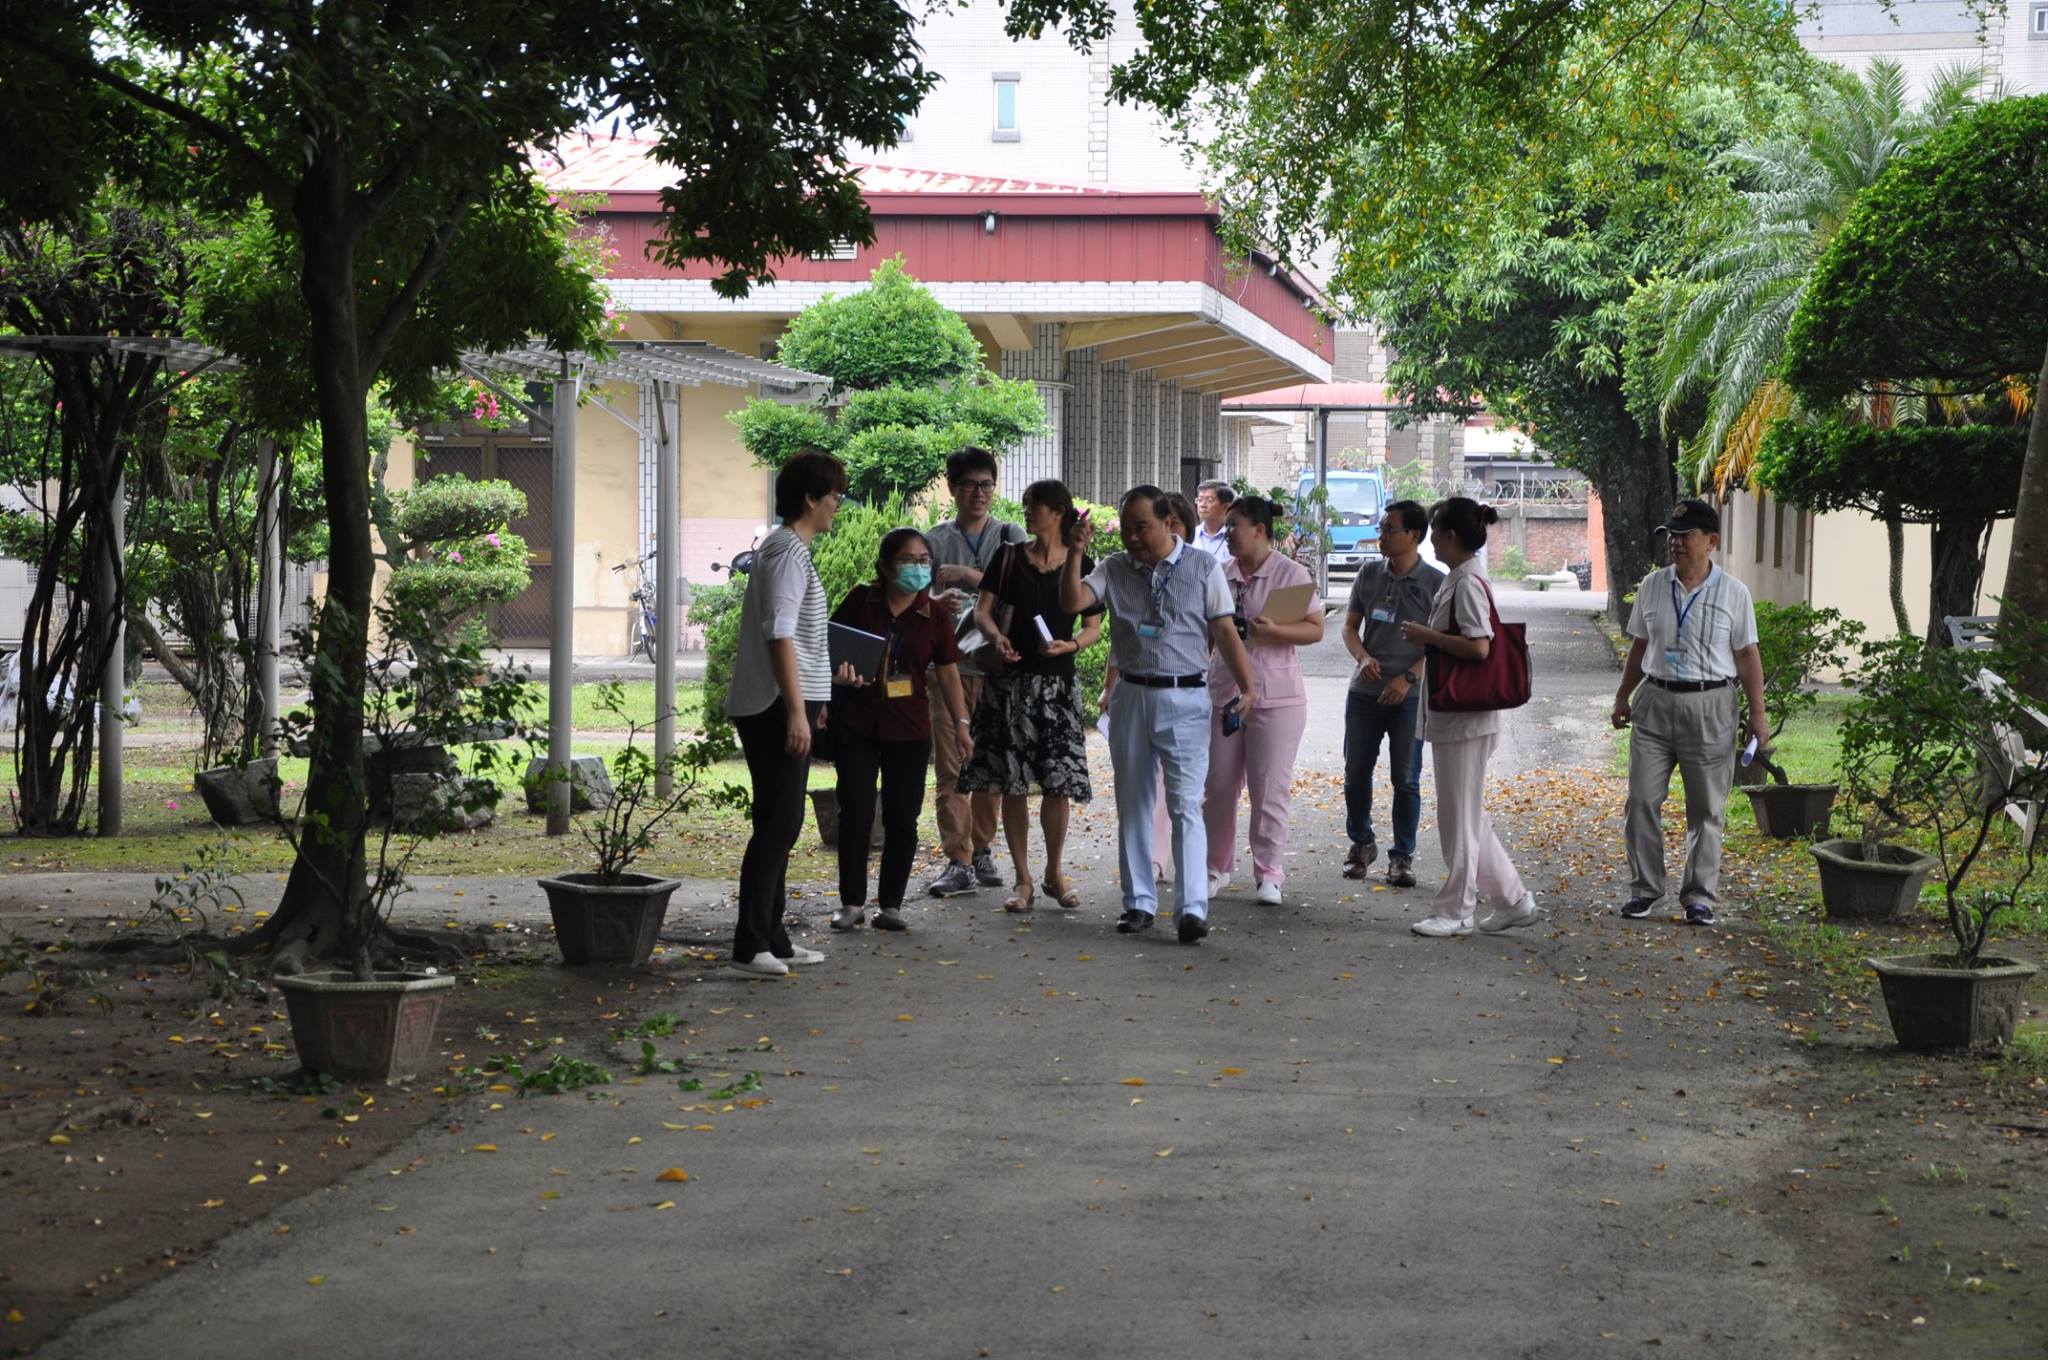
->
xmin=1667 ymin=573 xmax=1708 ymax=676
xmin=882 ymin=621 xmax=914 ymax=698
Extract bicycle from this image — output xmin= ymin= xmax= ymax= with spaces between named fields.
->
xmin=611 ymin=549 xmax=660 ymax=662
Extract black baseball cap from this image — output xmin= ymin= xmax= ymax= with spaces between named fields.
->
xmin=1661 ymin=499 xmax=1720 ymax=535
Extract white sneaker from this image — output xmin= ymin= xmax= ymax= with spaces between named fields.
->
xmin=1479 ymin=891 xmax=1539 ymax=934
xmin=730 ymin=952 xmax=789 ymax=977
xmin=1207 ymin=870 xmax=1232 ymax=898
xmin=1254 ymin=880 xmax=1282 ymax=906
xmin=1410 ymin=916 xmax=1473 ymax=938
xmin=783 ymin=945 xmax=826 ymax=966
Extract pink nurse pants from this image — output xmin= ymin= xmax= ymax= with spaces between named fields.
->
xmin=1204 ymin=701 xmax=1309 ymax=886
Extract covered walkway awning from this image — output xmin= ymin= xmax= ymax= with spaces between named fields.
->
xmin=459 ymin=339 xmax=828 ymax=403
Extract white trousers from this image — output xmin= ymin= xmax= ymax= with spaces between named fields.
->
xmin=1429 ymin=733 xmax=1525 ymax=924
xmin=1109 ymin=684 xmax=1210 ymax=919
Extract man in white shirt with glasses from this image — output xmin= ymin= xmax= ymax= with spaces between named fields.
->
xmin=1611 ymin=499 xmax=1771 ymax=928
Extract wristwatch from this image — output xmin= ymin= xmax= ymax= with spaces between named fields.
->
xmin=1402 ymin=669 xmax=1419 ymax=685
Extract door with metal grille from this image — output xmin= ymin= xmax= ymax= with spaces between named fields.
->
xmin=415 ymin=434 xmax=553 ymax=645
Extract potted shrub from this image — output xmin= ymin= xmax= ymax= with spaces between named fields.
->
xmin=1737 ymin=602 xmax=1862 ymax=838
xmin=538 ymin=683 xmax=740 ymax=967
xmin=272 ymin=595 xmax=530 ymax=1082
xmin=1835 ymin=632 xmax=2048 ymax=1048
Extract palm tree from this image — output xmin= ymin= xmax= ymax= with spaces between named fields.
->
xmin=1654 ymin=58 xmax=1984 ymax=629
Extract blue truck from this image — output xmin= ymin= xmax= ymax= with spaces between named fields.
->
xmin=1297 ymin=468 xmax=1388 ymax=600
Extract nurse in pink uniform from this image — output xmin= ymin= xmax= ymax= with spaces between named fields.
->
xmin=1203 ymin=496 xmax=1323 ymax=907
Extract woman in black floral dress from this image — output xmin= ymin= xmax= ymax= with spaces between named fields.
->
xmin=958 ymin=479 xmax=1104 ymax=911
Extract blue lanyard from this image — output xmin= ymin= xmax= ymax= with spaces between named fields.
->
xmin=1148 ymin=555 xmax=1179 ymax=620
xmin=1668 ymin=568 xmax=1713 ymax=658
xmin=961 ymin=521 xmax=993 ymax=563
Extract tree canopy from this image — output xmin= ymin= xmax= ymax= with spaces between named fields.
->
xmin=1783 ymin=95 xmax=2048 ymax=409
xmin=732 ymin=260 xmax=1046 ymax=504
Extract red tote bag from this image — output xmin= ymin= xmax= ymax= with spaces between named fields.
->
xmin=1426 ymin=579 xmax=1531 ymax=713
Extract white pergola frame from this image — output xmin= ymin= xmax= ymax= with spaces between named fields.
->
xmin=0 ymin=334 xmax=829 ymax=838
xmin=459 ymin=341 xmax=827 ymax=833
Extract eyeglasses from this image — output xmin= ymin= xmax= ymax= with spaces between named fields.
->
xmin=892 ymin=554 xmax=934 ymax=567
xmin=957 ymin=479 xmax=996 ymax=493
xmin=1667 ymin=529 xmax=1701 ymax=544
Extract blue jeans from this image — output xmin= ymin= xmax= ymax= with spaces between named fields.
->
xmin=1344 ymin=687 xmax=1423 ymax=857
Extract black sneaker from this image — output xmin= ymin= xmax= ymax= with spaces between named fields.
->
xmin=1115 ymin=909 xmax=1155 ymax=935
xmin=1684 ymin=902 xmax=1716 ymax=928
xmin=1620 ymin=897 xmax=1655 ymax=920
xmin=927 ymin=861 xmax=977 ymax=897
xmin=971 ymin=849 xmax=1004 ymax=887
xmin=1386 ymin=853 xmax=1417 ymax=889
xmin=1176 ymin=912 xmax=1209 ymax=944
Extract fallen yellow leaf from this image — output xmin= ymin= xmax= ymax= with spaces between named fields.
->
xmin=1546 ymin=1057 xmax=1567 ymax=1066
xmin=895 ymin=1014 xmax=915 ymax=1022
xmin=472 ymin=1144 xmax=498 ymax=1153
xmin=657 ymin=1168 xmax=689 ymax=1183
xmin=1119 ymin=1077 xmax=1147 ymax=1087
xmin=306 ymin=1275 xmax=325 ymax=1286
xmin=200 ymin=1198 xmax=225 ymax=1209
xmin=4 ymin=1309 xmax=22 ymax=1325
xmin=539 ymin=1190 xmax=562 ymax=1201
xmin=47 ymin=1134 xmax=69 ymax=1146
xmin=1218 ymin=1067 xmax=1248 ymax=1076
xmin=1155 ymin=1147 xmax=1174 ymax=1158
xmin=248 ymin=1173 xmax=269 ymax=1184
xmin=662 ymin=1122 xmax=687 ymax=1131
xmin=652 ymin=1200 xmax=676 ymax=1211
xmin=844 ymin=1206 xmax=866 ymax=1213
xmin=626 ymin=1136 xmax=643 ymax=1146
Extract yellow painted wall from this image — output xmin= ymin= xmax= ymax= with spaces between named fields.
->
xmin=1810 ymin=512 xmax=2013 ymax=645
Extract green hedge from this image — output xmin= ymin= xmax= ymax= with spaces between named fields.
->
xmin=1754 ymin=418 xmax=2025 ymax=523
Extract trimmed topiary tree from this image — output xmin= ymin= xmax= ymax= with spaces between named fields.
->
xmin=1754 ymin=419 xmax=2025 ymax=641
xmin=1780 ymin=94 xmax=2048 ymax=671
xmin=730 ymin=257 xmax=1045 ymax=504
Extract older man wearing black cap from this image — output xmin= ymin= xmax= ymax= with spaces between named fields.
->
xmin=1611 ymin=499 xmax=1770 ymax=926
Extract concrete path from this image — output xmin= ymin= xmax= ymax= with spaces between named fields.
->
xmin=35 ymin=587 xmax=1855 ymax=1359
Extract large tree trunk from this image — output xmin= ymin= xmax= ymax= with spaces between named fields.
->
xmin=249 ymin=199 xmax=375 ymax=970
xmin=2003 ymin=337 xmax=2048 ymax=698
xmin=1926 ymin=515 xmax=1994 ymax=647
xmin=1594 ymin=433 xmax=1677 ymax=627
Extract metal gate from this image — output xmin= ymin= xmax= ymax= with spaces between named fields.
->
xmin=415 ymin=433 xmax=553 ymax=645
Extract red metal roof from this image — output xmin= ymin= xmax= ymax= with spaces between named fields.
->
xmin=532 ymin=135 xmax=1202 ymax=212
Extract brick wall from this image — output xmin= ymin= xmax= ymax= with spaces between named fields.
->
xmin=1496 ymin=507 xmax=1589 ymax=571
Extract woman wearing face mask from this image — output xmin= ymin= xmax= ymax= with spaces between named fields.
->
xmin=958 ymin=479 xmax=1105 ymax=912
xmin=826 ymin=528 xmax=973 ymax=934
xmin=1097 ymin=490 xmax=1203 ymax=881
xmin=1204 ymin=496 xmax=1321 ymax=907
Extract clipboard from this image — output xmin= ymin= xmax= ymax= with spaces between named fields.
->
xmin=1260 ymin=582 xmax=1317 ymax=623
xmin=828 ymin=622 xmax=887 ymax=681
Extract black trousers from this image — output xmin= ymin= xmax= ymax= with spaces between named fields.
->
xmin=834 ymin=726 xmax=932 ymax=911
xmin=732 ymin=698 xmax=822 ymax=961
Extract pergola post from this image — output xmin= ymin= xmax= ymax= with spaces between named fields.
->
xmin=255 ymin=436 xmax=282 ymax=758
xmin=1313 ymin=407 xmax=1330 ymax=599
xmin=654 ymin=380 xmax=679 ymax=796
xmin=547 ymin=370 xmax=578 ymax=835
xmin=96 ymin=473 xmax=125 ymax=836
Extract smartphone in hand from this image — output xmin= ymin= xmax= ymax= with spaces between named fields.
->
xmin=1221 ymin=697 xmax=1243 ymax=737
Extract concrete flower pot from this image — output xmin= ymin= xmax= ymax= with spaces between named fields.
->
xmin=273 ymin=971 xmax=455 ymax=1084
xmin=1868 ymin=954 xmax=2038 ymax=1050
xmin=538 ymin=872 xmax=680 ymax=967
xmin=1740 ymin=782 xmax=1837 ymax=839
xmin=1809 ymin=838 xmax=1938 ymax=922
xmin=809 ymin=788 xmax=885 ymax=850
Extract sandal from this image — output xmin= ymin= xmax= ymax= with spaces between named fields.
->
xmin=1043 ymin=873 xmax=1082 ymax=910
xmin=1003 ymin=883 xmax=1036 ymax=913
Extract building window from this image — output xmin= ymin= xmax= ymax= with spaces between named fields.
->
xmin=992 ymin=72 xmax=1021 ymax=142
xmin=2032 ymin=2 xmax=2048 ymax=38
xmin=1754 ymin=490 xmax=1767 ymax=564
xmin=1772 ymin=500 xmax=1785 ymax=570
xmin=1795 ymin=509 xmax=1808 ymax=576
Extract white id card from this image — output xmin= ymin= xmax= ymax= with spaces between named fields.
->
xmin=1369 ymin=604 xmax=1396 ymax=624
